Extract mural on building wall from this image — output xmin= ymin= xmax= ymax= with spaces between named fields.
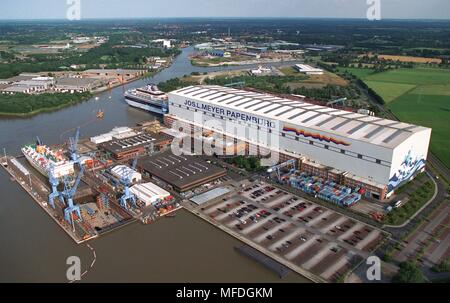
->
xmin=282 ymin=126 xmax=351 ymax=146
xmin=388 ymin=150 xmax=426 ymax=193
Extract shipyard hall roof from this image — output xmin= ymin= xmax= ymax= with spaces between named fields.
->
xmin=169 ymin=85 xmax=430 ymax=149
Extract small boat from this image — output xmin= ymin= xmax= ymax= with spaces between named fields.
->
xmin=95 ymin=97 xmax=100 ymax=101
xmin=96 ymin=110 xmax=104 ymax=119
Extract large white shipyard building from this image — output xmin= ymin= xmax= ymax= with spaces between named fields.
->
xmin=166 ymin=85 xmax=431 ymax=200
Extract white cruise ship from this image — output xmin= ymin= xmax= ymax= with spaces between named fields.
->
xmin=124 ymin=84 xmax=168 ymax=115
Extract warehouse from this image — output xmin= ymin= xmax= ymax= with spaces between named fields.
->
xmin=137 ymin=150 xmax=227 ymax=192
xmin=294 ymin=64 xmax=324 ymax=75
xmin=130 ymin=182 xmax=171 ymax=206
xmin=166 ymin=85 xmax=432 ymax=200
xmin=98 ymin=132 xmax=172 ymax=160
xmin=111 ymin=165 xmax=142 ymax=183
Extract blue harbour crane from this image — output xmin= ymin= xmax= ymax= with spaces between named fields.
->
xmin=47 ymin=164 xmax=61 ymax=209
xmin=118 ymin=158 xmax=138 ymax=210
xmin=61 ymin=164 xmax=85 ymax=225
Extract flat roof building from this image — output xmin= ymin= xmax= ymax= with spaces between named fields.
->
xmin=166 ymin=85 xmax=432 ymax=200
xmin=137 ymin=150 xmax=227 ymax=192
xmin=294 ymin=64 xmax=324 ymax=75
xmin=130 ymin=182 xmax=171 ymax=206
xmin=111 ymin=165 xmax=142 ymax=183
xmin=55 ymin=77 xmax=102 ymax=93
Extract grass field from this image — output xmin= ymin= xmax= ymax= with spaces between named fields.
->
xmin=409 ymin=85 xmax=450 ymax=96
xmin=338 ymin=67 xmax=376 ymax=79
xmin=364 ymin=68 xmax=450 ymax=85
xmin=364 ymin=81 xmax=416 ymax=103
xmin=342 ymin=67 xmax=450 ymax=168
xmin=388 ymin=93 xmax=450 ymax=166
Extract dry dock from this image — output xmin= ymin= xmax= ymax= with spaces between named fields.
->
xmin=1 ymin=155 xmax=140 ymax=244
xmin=1 ymin=156 xmax=96 ymax=244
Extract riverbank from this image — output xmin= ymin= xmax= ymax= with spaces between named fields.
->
xmin=0 ymin=92 xmax=93 ymax=118
xmin=0 ymin=71 xmax=158 ymax=118
xmin=191 ymin=57 xmax=303 ymax=67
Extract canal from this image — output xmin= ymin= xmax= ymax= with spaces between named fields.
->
xmin=0 ymin=47 xmax=309 ymax=282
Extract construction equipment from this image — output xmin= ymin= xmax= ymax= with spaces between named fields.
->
xmin=47 ymin=164 xmax=61 ymax=209
xmin=61 ymin=165 xmax=85 ymax=225
xmin=118 ymin=158 xmax=138 ymax=210
xmin=267 ymin=159 xmax=296 ymax=182
xmin=326 ymin=98 xmax=347 ymax=107
xmin=69 ymin=127 xmax=80 ymax=164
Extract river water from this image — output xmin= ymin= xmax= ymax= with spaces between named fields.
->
xmin=0 ymin=47 xmax=308 ymax=282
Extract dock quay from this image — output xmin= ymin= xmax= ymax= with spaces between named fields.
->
xmin=182 ymin=178 xmax=389 ymax=283
xmin=234 ymin=244 xmax=290 ymax=278
xmin=1 ymin=157 xmax=97 ymax=244
xmin=0 ymin=121 xmax=184 ymax=244
xmin=182 ymin=202 xmax=323 ymax=283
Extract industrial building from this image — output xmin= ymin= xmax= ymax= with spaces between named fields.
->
xmin=111 ymin=165 xmax=142 ymax=183
xmin=98 ymin=132 xmax=172 ymax=160
xmin=0 ymin=75 xmax=55 ymax=94
xmin=90 ymin=126 xmax=137 ymax=144
xmin=130 ymin=182 xmax=171 ymax=206
xmin=294 ymin=64 xmax=324 ymax=75
xmin=82 ymin=69 xmax=145 ymax=82
xmin=54 ymin=77 xmax=103 ymax=93
xmin=137 ymin=150 xmax=227 ymax=192
xmin=166 ymin=85 xmax=432 ymax=200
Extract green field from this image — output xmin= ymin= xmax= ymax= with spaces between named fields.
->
xmin=338 ymin=67 xmax=375 ymax=79
xmin=364 ymin=68 xmax=450 ymax=85
xmin=364 ymin=81 xmax=416 ymax=103
xmin=343 ymin=67 xmax=450 ymax=168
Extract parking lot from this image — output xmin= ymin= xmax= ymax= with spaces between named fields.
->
xmin=200 ymin=181 xmax=387 ymax=282
xmin=393 ymin=201 xmax=450 ymax=268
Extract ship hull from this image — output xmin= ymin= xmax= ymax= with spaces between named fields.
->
xmin=124 ymin=96 xmax=167 ymax=116
xmin=22 ymin=150 xmax=48 ymax=177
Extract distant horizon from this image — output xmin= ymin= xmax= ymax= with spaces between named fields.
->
xmin=1 ymin=16 xmax=449 ymax=22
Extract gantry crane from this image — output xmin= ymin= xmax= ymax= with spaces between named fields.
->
xmin=61 ymin=164 xmax=85 ymax=225
xmin=118 ymin=158 xmax=138 ymax=210
xmin=268 ymin=159 xmax=297 ymax=182
xmin=47 ymin=164 xmax=61 ymax=209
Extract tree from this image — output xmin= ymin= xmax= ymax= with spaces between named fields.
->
xmin=431 ymin=259 xmax=449 ymax=273
xmin=392 ymin=261 xmax=426 ymax=283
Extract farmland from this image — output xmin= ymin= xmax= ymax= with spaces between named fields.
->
xmin=338 ymin=67 xmax=376 ymax=79
xmin=377 ymin=55 xmax=442 ymax=64
xmin=363 ymin=81 xmax=415 ymax=103
xmin=280 ymin=67 xmax=349 ymax=89
xmin=342 ymin=67 xmax=450 ymax=169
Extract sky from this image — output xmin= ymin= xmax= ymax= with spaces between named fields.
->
xmin=0 ymin=0 xmax=448 ymax=20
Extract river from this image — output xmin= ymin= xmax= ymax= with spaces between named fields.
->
xmin=0 ymin=47 xmax=308 ymax=282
